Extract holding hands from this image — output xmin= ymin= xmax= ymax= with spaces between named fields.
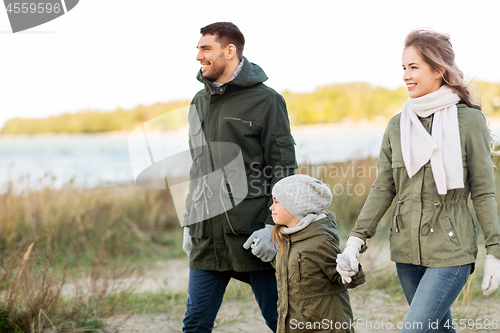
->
xmin=243 ymin=225 xmax=277 ymax=262
xmin=336 ymin=236 xmax=364 ymax=283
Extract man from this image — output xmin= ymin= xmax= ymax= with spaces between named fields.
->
xmin=181 ymin=22 xmax=297 ymax=332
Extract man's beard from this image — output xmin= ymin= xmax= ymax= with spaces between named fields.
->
xmin=203 ymin=53 xmax=226 ymax=82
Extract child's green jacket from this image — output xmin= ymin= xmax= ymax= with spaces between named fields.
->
xmin=273 ymin=213 xmax=365 ymax=333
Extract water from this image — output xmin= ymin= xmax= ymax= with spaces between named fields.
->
xmin=0 ymin=133 xmax=139 ymax=192
xmin=291 ymin=124 xmax=386 ymax=165
xmin=1 ymin=121 xmax=499 ymax=193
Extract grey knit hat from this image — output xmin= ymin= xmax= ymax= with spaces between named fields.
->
xmin=272 ymin=175 xmax=332 ymax=220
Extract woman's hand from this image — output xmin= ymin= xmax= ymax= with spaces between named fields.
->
xmin=343 ymin=236 xmax=364 ymax=270
xmin=482 ymin=254 xmax=500 ymax=295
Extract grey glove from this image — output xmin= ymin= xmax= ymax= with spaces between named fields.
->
xmin=336 ymin=236 xmax=364 ymax=283
xmin=183 ymin=227 xmax=192 ymax=257
xmin=243 ymin=225 xmax=276 ymax=262
xmin=336 ymin=253 xmax=357 ymax=284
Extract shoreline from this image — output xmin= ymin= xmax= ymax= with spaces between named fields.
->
xmin=3 ymin=116 xmax=500 ymax=137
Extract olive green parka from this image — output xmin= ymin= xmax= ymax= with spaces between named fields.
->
xmin=184 ymin=58 xmax=297 ymax=272
xmin=350 ymin=105 xmax=500 ymax=267
xmin=273 ymin=214 xmax=366 ymax=333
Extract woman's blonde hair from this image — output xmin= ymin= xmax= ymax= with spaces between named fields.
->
xmin=404 ymin=29 xmax=480 ymax=110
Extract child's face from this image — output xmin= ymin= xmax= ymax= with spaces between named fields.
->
xmin=270 ymin=196 xmax=299 ymax=228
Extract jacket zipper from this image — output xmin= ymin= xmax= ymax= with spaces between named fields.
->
xmin=223 ymin=117 xmax=253 ymax=127
xmin=212 ymin=98 xmax=239 ymax=236
xmin=221 ymin=168 xmax=238 ymax=236
xmin=298 ymin=253 xmax=302 ymax=282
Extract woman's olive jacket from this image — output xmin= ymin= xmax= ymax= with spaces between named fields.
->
xmin=273 ymin=214 xmax=365 ymax=333
xmin=350 ymin=105 xmax=500 ymax=267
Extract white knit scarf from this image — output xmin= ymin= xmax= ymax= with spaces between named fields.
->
xmin=400 ymin=85 xmax=463 ymax=195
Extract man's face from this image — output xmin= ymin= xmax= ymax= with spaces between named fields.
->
xmin=196 ymin=34 xmax=227 ymax=82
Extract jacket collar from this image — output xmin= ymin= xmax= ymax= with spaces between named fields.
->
xmin=196 ymin=56 xmax=268 ymax=94
xmin=287 ymin=213 xmax=337 ymax=243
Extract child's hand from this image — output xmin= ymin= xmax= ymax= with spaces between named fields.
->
xmin=336 ymin=253 xmax=357 ymax=283
xmin=341 ymin=236 xmax=364 ymax=271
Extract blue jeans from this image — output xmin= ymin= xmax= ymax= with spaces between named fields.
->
xmin=396 ymin=263 xmax=472 ymax=333
xmin=182 ymin=268 xmax=278 ymax=332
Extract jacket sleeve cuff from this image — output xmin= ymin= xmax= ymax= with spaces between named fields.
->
xmin=347 ymin=233 xmax=368 ymax=253
xmin=270 ymin=257 xmax=276 ymax=268
xmin=486 ymin=245 xmax=500 ymax=260
xmin=346 ymin=236 xmax=365 ymax=250
xmin=344 ymin=264 xmax=366 ymax=289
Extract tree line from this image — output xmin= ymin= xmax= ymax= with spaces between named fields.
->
xmin=2 ymin=81 xmax=499 ymax=135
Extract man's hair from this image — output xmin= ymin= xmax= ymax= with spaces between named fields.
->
xmin=200 ymin=22 xmax=245 ymax=60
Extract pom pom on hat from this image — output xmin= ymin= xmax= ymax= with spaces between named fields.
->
xmin=272 ymin=175 xmax=332 ymax=220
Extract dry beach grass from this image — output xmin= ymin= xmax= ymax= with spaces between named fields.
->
xmin=106 ymin=241 xmax=500 ymax=333
xmin=1 ymin=157 xmax=500 ymax=331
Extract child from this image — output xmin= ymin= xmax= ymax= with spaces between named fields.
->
xmin=267 ymin=174 xmax=365 ymax=333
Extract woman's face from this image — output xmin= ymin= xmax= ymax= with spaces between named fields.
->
xmin=402 ymin=45 xmax=443 ymax=98
xmin=269 ymin=197 xmax=299 ymax=228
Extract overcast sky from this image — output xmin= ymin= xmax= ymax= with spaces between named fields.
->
xmin=1 ymin=0 xmax=499 ymax=128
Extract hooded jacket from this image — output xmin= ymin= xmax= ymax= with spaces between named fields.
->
xmin=273 ymin=214 xmax=365 ymax=333
xmin=350 ymin=105 xmax=500 ymax=268
xmin=184 ymin=57 xmax=297 ymax=271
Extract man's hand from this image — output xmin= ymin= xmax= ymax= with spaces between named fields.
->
xmin=243 ymin=225 xmax=276 ymax=262
xmin=482 ymin=254 xmax=500 ymax=295
xmin=183 ymin=227 xmax=192 ymax=257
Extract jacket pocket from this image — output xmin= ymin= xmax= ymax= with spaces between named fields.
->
xmin=188 ymin=119 xmax=204 ymax=159
xmin=188 ymin=220 xmax=207 ymax=239
xmin=391 ymin=199 xmax=405 ymax=232
xmin=224 ymin=196 xmax=268 ymax=235
xmin=222 ymin=116 xmax=256 ymax=139
xmin=275 ymin=135 xmax=297 ymax=167
xmin=391 ymin=159 xmax=404 ymax=168
xmin=389 ymin=200 xmax=409 ymax=258
xmin=301 ymin=289 xmax=350 ymax=324
xmin=467 ymin=212 xmax=477 ymax=254
xmin=187 ymin=178 xmax=209 ymax=239
xmin=302 ymin=307 xmax=321 ymax=323
xmin=301 ymin=294 xmax=326 ymax=323
xmin=223 ymin=116 xmax=253 ymax=127
xmin=441 ymin=216 xmax=461 ymax=251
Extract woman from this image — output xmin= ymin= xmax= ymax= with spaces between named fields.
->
xmin=337 ymin=29 xmax=500 ymax=333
